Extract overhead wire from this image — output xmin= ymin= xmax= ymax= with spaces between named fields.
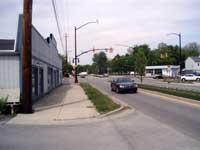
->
xmin=51 ymin=0 xmax=65 ymax=52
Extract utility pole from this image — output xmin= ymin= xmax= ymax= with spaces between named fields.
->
xmin=21 ymin=0 xmax=33 ymax=113
xmin=65 ymin=33 xmax=68 ymax=64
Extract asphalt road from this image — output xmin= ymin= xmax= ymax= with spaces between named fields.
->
xmin=1 ymin=76 xmax=200 ymax=150
xmin=82 ymin=76 xmax=200 ymax=141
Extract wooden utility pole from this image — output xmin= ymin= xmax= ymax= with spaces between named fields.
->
xmin=21 ymin=0 xmax=33 ymax=113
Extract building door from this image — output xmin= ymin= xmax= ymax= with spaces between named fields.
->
xmin=32 ymin=67 xmax=38 ymax=99
xmin=48 ymin=67 xmax=53 ymax=90
xmin=39 ymin=68 xmax=44 ymax=95
xmin=54 ymin=70 xmax=56 ymax=87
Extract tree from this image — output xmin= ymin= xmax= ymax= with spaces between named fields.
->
xmin=92 ymin=52 xmax=108 ymax=74
xmin=130 ymin=44 xmax=151 ymax=60
xmin=134 ymin=50 xmax=147 ymax=83
xmin=183 ymin=42 xmax=200 ymax=58
xmin=59 ymin=54 xmax=73 ymax=76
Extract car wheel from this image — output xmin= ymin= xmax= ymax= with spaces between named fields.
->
xmin=132 ymin=89 xmax=137 ymax=93
xmin=181 ymin=78 xmax=186 ymax=82
xmin=196 ymin=78 xmax=200 ymax=81
xmin=116 ymin=88 xmax=120 ymax=93
xmin=111 ymin=87 xmax=114 ymax=91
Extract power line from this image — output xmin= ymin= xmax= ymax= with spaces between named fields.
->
xmin=64 ymin=0 xmax=70 ymax=33
xmin=51 ymin=0 xmax=65 ymax=51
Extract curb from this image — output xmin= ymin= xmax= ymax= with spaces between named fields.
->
xmin=98 ymin=105 xmax=130 ymax=118
xmin=87 ymin=82 xmax=132 ymax=117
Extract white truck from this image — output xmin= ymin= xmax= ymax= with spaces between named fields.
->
xmin=79 ymin=72 xmax=88 ymax=78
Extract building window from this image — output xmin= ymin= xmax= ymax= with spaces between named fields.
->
xmin=39 ymin=68 xmax=44 ymax=95
xmin=155 ymin=69 xmax=162 ymax=75
xmin=146 ymin=69 xmax=153 ymax=74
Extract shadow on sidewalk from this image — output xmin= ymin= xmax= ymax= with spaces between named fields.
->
xmin=35 ymin=99 xmax=88 ymax=112
xmin=33 ymin=78 xmax=73 ymax=110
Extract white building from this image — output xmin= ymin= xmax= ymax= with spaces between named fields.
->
xmin=0 ymin=15 xmax=62 ymax=103
xmin=185 ymin=57 xmax=200 ymax=71
xmin=145 ymin=65 xmax=180 ymax=77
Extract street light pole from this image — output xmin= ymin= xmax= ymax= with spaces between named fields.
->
xmin=179 ymin=34 xmax=182 ymax=74
xmin=74 ymin=20 xmax=98 ymax=83
xmin=167 ymin=33 xmax=182 ymax=74
xmin=74 ymin=27 xmax=78 ymax=83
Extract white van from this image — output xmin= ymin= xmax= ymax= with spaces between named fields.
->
xmin=79 ymin=72 xmax=88 ymax=78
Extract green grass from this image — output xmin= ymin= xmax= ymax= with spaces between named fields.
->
xmin=139 ymin=84 xmax=200 ymax=101
xmin=80 ymin=83 xmax=120 ymax=114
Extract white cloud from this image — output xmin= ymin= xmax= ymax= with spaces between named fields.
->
xmin=0 ymin=0 xmax=200 ymax=64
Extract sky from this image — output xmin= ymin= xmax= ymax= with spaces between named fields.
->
xmin=0 ymin=0 xmax=200 ymax=64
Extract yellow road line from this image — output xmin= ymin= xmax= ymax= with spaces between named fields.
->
xmin=139 ymin=90 xmax=200 ymax=109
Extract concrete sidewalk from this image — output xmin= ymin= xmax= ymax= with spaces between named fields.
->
xmin=8 ymin=78 xmax=99 ymax=125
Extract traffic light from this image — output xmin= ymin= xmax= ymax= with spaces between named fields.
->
xmin=93 ymin=48 xmax=95 ymax=53
xmin=109 ymin=48 xmax=113 ymax=53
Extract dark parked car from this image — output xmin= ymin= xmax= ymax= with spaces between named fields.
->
xmin=153 ymin=74 xmax=163 ymax=79
xmin=111 ymin=77 xmax=138 ymax=93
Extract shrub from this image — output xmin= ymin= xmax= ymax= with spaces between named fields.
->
xmin=0 ymin=97 xmax=7 ymax=114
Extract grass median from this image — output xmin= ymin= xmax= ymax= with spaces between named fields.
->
xmin=80 ymin=83 xmax=120 ymax=114
xmin=139 ymin=84 xmax=200 ymax=101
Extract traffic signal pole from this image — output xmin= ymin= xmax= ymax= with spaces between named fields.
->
xmin=21 ymin=0 xmax=33 ymax=113
xmin=73 ymin=21 xmax=98 ymax=83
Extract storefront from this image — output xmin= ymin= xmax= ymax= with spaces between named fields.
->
xmin=0 ymin=14 xmax=62 ymax=103
xmin=145 ymin=65 xmax=180 ymax=77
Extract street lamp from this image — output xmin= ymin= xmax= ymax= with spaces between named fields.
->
xmin=74 ymin=20 xmax=98 ymax=83
xmin=167 ymin=33 xmax=182 ymax=74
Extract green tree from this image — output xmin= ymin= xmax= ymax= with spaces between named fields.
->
xmin=92 ymin=52 xmax=108 ymax=74
xmin=182 ymin=42 xmax=200 ymax=60
xmin=110 ymin=55 xmax=131 ymax=74
xmin=131 ymin=44 xmax=151 ymax=60
xmin=134 ymin=50 xmax=147 ymax=83
xmin=59 ymin=54 xmax=73 ymax=76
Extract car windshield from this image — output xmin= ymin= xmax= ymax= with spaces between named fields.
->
xmin=116 ymin=77 xmax=131 ymax=83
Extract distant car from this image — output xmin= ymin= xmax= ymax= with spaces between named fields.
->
xmin=181 ymin=74 xmax=200 ymax=81
xmin=111 ymin=77 xmax=138 ymax=93
xmin=79 ymin=72 xmax=88 ymax=78
xmin=153 ymin=74 xmax=163 ymax=79
xmin=103 ymin=73 xmax=109 ymax=77
xmin=64 ymin=73 xmax=70 ymax=78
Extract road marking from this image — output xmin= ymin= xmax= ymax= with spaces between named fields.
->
xmin=139 ymin=90 xmax=200 ymax=109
